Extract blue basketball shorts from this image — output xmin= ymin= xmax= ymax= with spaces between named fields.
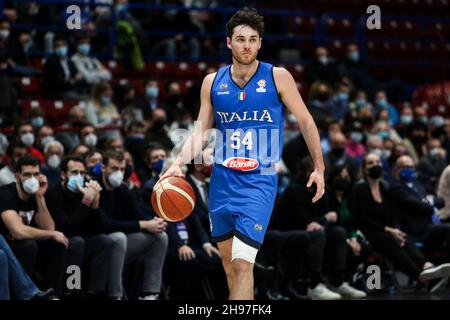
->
xmin=208 ymin=165 xmax=278 ymax=249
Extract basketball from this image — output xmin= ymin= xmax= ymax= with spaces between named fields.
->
xmin=151 ymin=177 xmax=196 ymax=222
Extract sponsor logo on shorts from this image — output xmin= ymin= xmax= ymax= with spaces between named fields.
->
xmin=223 ymin=157 xmax=259 ymax=171
xmin=254 ymin=224 xmax=263 ymax=232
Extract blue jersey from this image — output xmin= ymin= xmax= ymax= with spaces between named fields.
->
xmin=210 ymin=61 xmax=284 ymax=174
xmin=208 ymin=61 xmax=284 ymax=248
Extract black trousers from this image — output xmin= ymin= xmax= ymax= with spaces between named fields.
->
xmin=364 ymin=230 xmax=426 ymax=280
xmin=324 ymin=225 xmax=348 ymax=287
xmin=421 ymin=224 xmax=450 ymax=259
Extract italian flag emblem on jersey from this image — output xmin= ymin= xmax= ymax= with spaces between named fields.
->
xmin=238 ymin=91 xmax=246 ymax=101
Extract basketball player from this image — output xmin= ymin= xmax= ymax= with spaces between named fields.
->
xmin=158 ymin=7 xmax=325 ymax=300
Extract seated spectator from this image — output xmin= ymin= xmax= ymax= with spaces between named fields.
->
xmin=0 ymin=234 xmax=54 ymax=300
xmin=134 ymin=77 xmax=163 ymax=121
xmin=41 ymin=141 xmax=64 ymax=185
xmin=138 ymin=143 xmax=168 ymax=186
xmin=391 ymin=155 xmax=450 ymax=260
xmin=417 ymin=138 xmax=447 ymax=193
xmin=71 ymin=35 xmax=112 ymax=86
xmin=98 ymin=151 xmax=168 ymax=300
xmin=43 ymin=36 xmax=88 ymax=100
xmin=396 ymin=105 xmax=414 ymax=138
xmin=364 ymin=134 xmax=392 ymax=180
xmin=307 ymin=81 xmax=334 ymax=126
xmin=80 ymin=124 xmax=98 ymax=149
xmin=45 ymin=156 xmax=118 ymax=299
xmin=438 ymin=164 xmax=450 ymax=223
xmin=4 ymin=31 xmax=40 ymax=76
xmin=325 ymin=131 xmax=359 ymax=181
xmin=306 ymin=47 xmax=339 ymax=86
xmin=374 ymin=90 xmax=399 ymax=126
xmin=14 ymin=121 xmax=45 ymax=164
xmin=0 ymin=156 xmax=70 ymax=297
xmin=71 ymin=144 xmax=90 ymax=158
xmin=55 ymin=105 xmax=87 ymax=152
xmin=27 ymin=107 xmax=47 ymax=131
xmin=85 ymin=149 xmax=103 ymax=181
xmin=330 ymin=81 xmax=351 ymax=122
xmin=36 ymin=125 xmax=55 ymax=153
xmin=85 ymin=81 xmax=121 ymax=140
xmin=124 ymin=120 xmax=147 ymax=172
xmin=164 ymin=81 xmax=185 ymax=124
xmin=0 ymin=141 xmax=28 ymax=186
xmin=351 ymin=152 xmax=450 ymax=285
xmin=103 ymin=137 xmax=124 ymax=152
xmin=345 ymin=121 xmax=366 ymax=160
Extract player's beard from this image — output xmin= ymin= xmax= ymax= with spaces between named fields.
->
xmin=232 ymin=50 xmax=257 ymax=66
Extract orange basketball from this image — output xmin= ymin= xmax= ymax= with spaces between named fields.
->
xmin=151 ymin=177 xmax=196 ymax=222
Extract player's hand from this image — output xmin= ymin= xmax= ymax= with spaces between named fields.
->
xmin=204 ymin=245 xmax=221 ymax=258
xmin=307 ymin=169 xmax=325 ymax=203
xmin=306 ymin=222 xmax=323 ymax=232
xmin=36 ymin=174 xmax=48 ymax=198
xmin=155 ymin=162 xmax=184 ymax=189
xmin=178 ymin=245 xmax=195 ymax=261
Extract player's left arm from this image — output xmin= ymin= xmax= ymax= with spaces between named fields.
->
xmin=273 ymin=67 xmax=325 ymax=203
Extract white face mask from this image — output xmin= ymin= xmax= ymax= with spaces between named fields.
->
xmin=22 ymin=177 xmax=39 ymax=194
xmin=84 ymin=133 xmax=97 ymax=147
xmin=21 ymin=133 xmax=35 ymax=147
xmin=41 ymin=136 xmax=55 ymax=148
xmin=287 ymin=114 xmax=297 ymax=124
xmin=0 ymin=30 xmax=10 ymax=40
xmin=108 ymin=170 xmax=124 ymax=188
xmin=47 ymin=154 xmax=61 ymax=169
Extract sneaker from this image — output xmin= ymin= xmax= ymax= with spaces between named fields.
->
xmin=138 ymin=294 xmax=159 ymax=300
xmin=31 ymin=288 xmax=55 ymax=300
xmin=419 ymin=263 xmax=450 ymax=282
xmin=307 ymin=283 xmax=342 ymax=300
xmin=332 ymin=282 xmax=367 ymax=299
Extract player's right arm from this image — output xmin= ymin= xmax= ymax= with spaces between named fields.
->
xmin=157 ymin=73 xmax=216 ymax=182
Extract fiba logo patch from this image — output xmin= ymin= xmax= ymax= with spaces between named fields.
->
xmin=256 ymin=79 xmax=266 ymax=93
xmin=219 ymin=83 xmax=228 ymax=90
xmin=254 ymin=224 xmax=263 ymax=232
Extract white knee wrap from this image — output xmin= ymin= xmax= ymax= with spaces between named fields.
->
xmin=231 ymin=236 xmax=258 ymax=264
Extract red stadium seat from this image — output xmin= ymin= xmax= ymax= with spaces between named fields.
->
xmin=18 ymin=77 xmax=43 ymax=98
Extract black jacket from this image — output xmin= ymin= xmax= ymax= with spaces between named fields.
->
xmin=43 ymin=54 xmax=82 ymax=98
xmin=185 ymin=175 xmax=210 ymax=236
xmin=390 ymin=178 xmax=445 ymax=240
xmin=166 ymin=211 xmax=210 ymax=253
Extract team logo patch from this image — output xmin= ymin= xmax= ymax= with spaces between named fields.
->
xmin=254 ymin=224 xmax=263 ymax=232
xmin=223 ymin=157 xmax=259 ymax=171
xmin=256 ymin=79 xmax=266 ymax=93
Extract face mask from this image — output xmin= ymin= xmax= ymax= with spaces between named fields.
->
xmin=130 ymin=134 xmax=144 ymax=141
xmin=287 ymin=114 xmax=297 ymax=124
xmin=430 ymin=148 xmax=441 ymax=157
xmin=22 ymin=177 xmax=39 ymax=194
xmin=0 ymin=30 xmax=10 ymax=40
xmin=202 ymin=164 xmax=213 ymax=177
xmin=21 ymin=133 xmax=35 ymax=147
xmin=338 ymin=92 xmax=349 ymax=102
xmin=348 ymin=51 xmax=359 ymax=62
xmin=101 ymin=96 xmax=111 ymax=106
xmin=318 ymin=56 xmax=328 ymax=65
xmin=355 ymin=98 xmax=366 ymax=108
xmin=420 ymin=116 xmax=428 ymax=124
xmin=84 ymin=133 xmax=97 ymax=147
xmin=317 ymin=92 xmax=329 ymax=102
xmin=400 ymin=115 xmax=413 ymax=125
xmin=382 ymin=149 xmax=391 ymax=160
xmin=90 ymin=162 xmax=102 ymax=179
xmin=78 ymin=43 xmax=90 ymax=55
xmin=377 ymin=131 xmax=389 ymax=140
xmin=368 ymin=165 xmax=383 ymax=179
xmin=41 ymin=136 xmax=55 ymax=148
xmin=55 ymin=46 xmax=68 ymax=58
xmin=23 ymin=40 xmax=33 ymax=53
xmin=399 ymin=167 xmax=415 ymax=182
xmin=151 ymin=159 xmax=164 ymax=173
xmin=47 ymin=154 xmax=61 ymax=169
xmin=108 ymin=170 xmax=124 ymax=188
xmin=377 ymin=98 xmax=388 ymax=109
xmin=350 ymin=132 xmax=363 ymax=143
xmin=146 ymin=87 xmax=159 ymax=99
xmin=333 ymin=177 xmax=351 ymax=191
xmin=67 ymin=175 xmax=84 ymax=193
xmin=31 ymin=117 xmax=44 ymax=128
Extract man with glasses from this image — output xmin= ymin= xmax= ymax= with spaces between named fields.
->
xmin=45 ymin=155 xmax=117 ymax=299
xmin=0 ymin=155 xmax=69 ymax=298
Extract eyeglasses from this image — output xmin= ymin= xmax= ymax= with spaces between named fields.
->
xmin=69 ymin=170 xmax=86 ymax=176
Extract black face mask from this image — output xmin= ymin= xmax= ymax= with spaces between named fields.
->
xmin=332 ymin=147 xmax=345 ymax=158
xmin=368 ymin=165 xmax=383 ymax=179
xmin=333 ymin=177 xmax=351 ymax=191
xmin=431 ymin=127 xmax=445 ymax=139
xmin=72 ymin=120 xmax=85 ymax=128
xmin=317 ymin=92 xmax=329 ymax=102
xmin=411 ymin=135 xmax=427 ymax=145
xmin=152 ymin=119 xmax=165 ymax=132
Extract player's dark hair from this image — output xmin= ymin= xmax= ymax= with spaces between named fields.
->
xmin=226 ymin=7 xmax=264 ymax=38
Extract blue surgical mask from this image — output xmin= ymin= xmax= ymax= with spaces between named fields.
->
xmin=67 ymin=175 xmax=84 ymax=193
xmin=55 ymin=46 xmax=68 ymax=58
xmin=338 ymin=92 xmax=349 ymax=102
xmin=355 ymin=98 xmax=366 ymax=108
xmin=31 ymin=117 xmax=44 ymax=128
xmin=151 ymin=159 xmax=164 ymax=173
xmin=377 ymin=98 xmax=388 ymax=109
xmin=399 ymin=167 xmax=415 ymax=182
xmin=378 ymin=130 xmax=389 ymax=140
xmin=400 ymin=115 xmax=413 ymax=125
xmin=101 ymin=96 xmax=111 ymax=106
xmin=78 ymin=43 xmax=90 ymax=55
xmin=90 ymin=162 xmax=102 ymax=179
xmin=348 ymin=51 xmax=359 ymax=62
xmin=146 ymin=87 xmax=159 ymax=99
